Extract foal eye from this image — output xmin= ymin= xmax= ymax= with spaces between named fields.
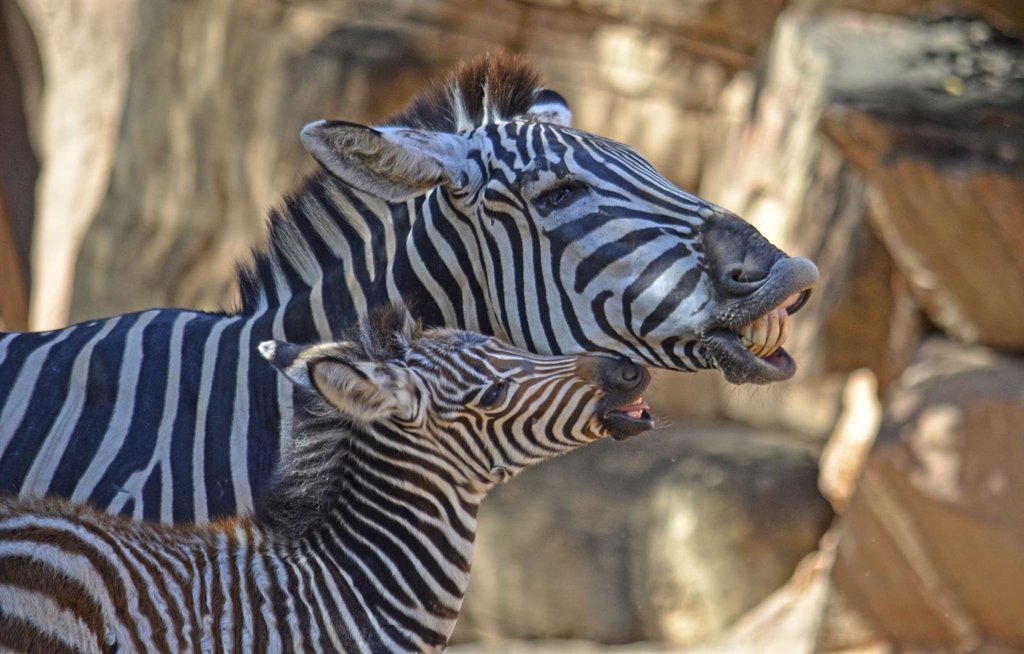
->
xmin=477 ymin=380 xmax=509 ymax=408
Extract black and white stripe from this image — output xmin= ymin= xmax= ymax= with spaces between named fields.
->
xmin=0 ymin=55 xmax=815 ymax=522
xmin=0 ymin=308 xmax=649 ymax=653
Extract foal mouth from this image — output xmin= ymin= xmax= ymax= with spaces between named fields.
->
xmin=602 ymin=395 xmax=654 ymax=441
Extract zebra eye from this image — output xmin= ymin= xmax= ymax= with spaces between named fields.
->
xmin=477 ymin=380 xmax=509 ymax=408
xmin=534 ymin=181 xmax=585 ymax=211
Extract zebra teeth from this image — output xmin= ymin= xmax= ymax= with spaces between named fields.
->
xmin=736 ymin=297 xmax=799 ymax=359
xmin=619 ymin=397 xmax=650 ymax=421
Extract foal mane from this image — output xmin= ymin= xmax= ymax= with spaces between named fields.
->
xmin=253 ymin=306 xmax=421 ymax=537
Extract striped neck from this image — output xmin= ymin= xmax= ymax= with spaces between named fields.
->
xmin=255 ymin=417 xmax=485 ymax=651
xmin=237 ymin=173 xmax=412 ymax=332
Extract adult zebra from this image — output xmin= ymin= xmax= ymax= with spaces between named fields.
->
xmin=0 ymin=308 xmax=655 ymax=653
xmin=0 ymin=54 xmax=817 ymax=523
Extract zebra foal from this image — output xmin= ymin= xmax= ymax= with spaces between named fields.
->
xmin=0 ymin=307 xmax=653 ymax=653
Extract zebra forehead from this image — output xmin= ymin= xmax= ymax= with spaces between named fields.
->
xmin=382 ymin=53 xmax=546 ymax=133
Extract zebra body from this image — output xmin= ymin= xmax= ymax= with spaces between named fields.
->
xmin=0 ymin=308 xmax=653 ymax=653
xmin=0 ymin=55 xmax=817 ymax=522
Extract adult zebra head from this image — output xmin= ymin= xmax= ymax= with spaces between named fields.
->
xmin=300 ymin=55 xmax=817 ymax=384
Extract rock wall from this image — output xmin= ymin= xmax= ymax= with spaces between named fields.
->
xmin=697 ymin=8 xmax=1024 ymax=653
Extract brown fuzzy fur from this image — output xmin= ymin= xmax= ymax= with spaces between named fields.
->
xmin=383 ymin=52 xmax=544 ymax=132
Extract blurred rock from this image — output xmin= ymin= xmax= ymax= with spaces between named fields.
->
xmin=690 ymin=531 xmax=839 ymax=654
xmin=0 ymin=195 xmax=27 ymax=331
xmin=633 ymin=431 xmax=833 ymax=646
xmin=453 ymin=426 xmax=832 ymax=647
xmin=797 ymin=0 xmax=1024 ymax=38
xmin=449 ymin=639 xmax=675 ymax=653
xmin=698 ymin=10 xmax=918 ymax=439
xmin=820 ymin=229 xmax=922 ymax=394
xmin=815 ymin=14 xmax=1024 ymax=351
xmin=823 ymin=337 xmax=1024 ymax=651
xmin=818 ymin=368 xmax=882 ymax=511
xmin=0 ymin=1 xmax=36 ymax=331
xmin=15 ymin=0 xmax=135 ymax=330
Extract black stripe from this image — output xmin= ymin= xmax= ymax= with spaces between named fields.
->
xmin=573 ymin=227 xmax=667 ymax=294
xmin=247 ymin=311 xmax=284 ymax=506
xmin=202 ymin=319 xmax=244 ymax=520
xmin=406 ymin=196 xmax=465 ymax=328
xmin=639 ymin=267 xmax=702 ymax=337
xmin=49 ymin=312 xmax=170 ymax=501
xmin=620 ymin=242 xmax=695 ymax=352
xmin=169 ymin=315 xmax=222 ymax=522
xmin=430 ymin=194 xmax=492 ymax=331
xmin=0 ymin=330 xmax=65 ymax=410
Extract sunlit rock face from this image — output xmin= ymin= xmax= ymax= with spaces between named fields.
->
xmin=825 ymin=338 xmax=1024 ymax=651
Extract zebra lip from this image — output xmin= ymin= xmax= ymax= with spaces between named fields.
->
xmin=703 ymin=330 xmax=797 ymax=384
xmin=603 ymin=397 xmax=654 ymax=441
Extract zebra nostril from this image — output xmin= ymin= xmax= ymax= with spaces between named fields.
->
xmin=604 ymin=360 xmax=644 ymax=391
xmin=723 ymin=263 xmax=770 ymax=296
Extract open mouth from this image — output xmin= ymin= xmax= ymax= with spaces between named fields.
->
xmin=736 ymin=289 xmax=809 ymax=357
xmin=698 ymin=254 xmax=818 ymax=385
xmin=602 ymin=395 xmax=654 ymax=441
xmin=704 ymin=287 xmax=813 ymax=384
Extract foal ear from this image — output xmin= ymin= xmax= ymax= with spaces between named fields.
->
xmin=301 ymin=120 xmax=471 ymax=202
xmin=308 ymin=359 xmax=418 ymax=424
xmin=259 ymin=339 xmax=417 ymax=424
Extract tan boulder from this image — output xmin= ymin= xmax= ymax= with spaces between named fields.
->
xmin=823 ymin=338 xmax=1024 ymax=651
xmin=453 ymin=426 xmax=832 ymax=646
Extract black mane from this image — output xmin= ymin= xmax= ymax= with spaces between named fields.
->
xmin=234 ymin=53 xmax=547 ymax=314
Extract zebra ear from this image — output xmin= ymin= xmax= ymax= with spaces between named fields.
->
xmin=308 ymin=359 xmax=416 ymax=425
xmin=526 ymin=89 xmax=572 ymax=127
xmin=258 ymin=340 xmax=313 ymax=387
xmin=259 ymin=339 xmax=416 ymax=423
xmin=300 ymin=120 xmax=471 ymax=202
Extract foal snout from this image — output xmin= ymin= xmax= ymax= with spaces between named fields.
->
xmin=576 ymin=354 xmax=649 ymax=394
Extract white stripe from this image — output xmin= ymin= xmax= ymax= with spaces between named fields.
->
xmin=250 ymin=549 xmax=283 ymax=653
xmin=233 ymin=526 xmax=255 ymax=652
xmin=71 ymin=311 xmax=159 ymax=505
xmin=118 ymin=538 xmax=188 ymax=651
xmin=229 ymin=316 xmax=257 ymax=514
xmin=0 ymin=327 xmax=76 ymax=459
xmin=308 ymin=279 xmax=333 ymax=342
xmin=269 ymin=554 xmax=309 ymax=649
xmin=19 ymin=318 xmax=121 ymax=496
xmin=269 ymin=253 xmax=295 ymax=455
xmin=321 ymin=185 xmax=372 ymax=316
xmin=0 ymin=517 xmax=153 ymax=645
xmin=0 ymin=332 xmax=13 ymax=363
xmin=304 ymin=534 xmax=370 ymax=652
xmin=216 ymin=532 xmax=235 ymax=650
